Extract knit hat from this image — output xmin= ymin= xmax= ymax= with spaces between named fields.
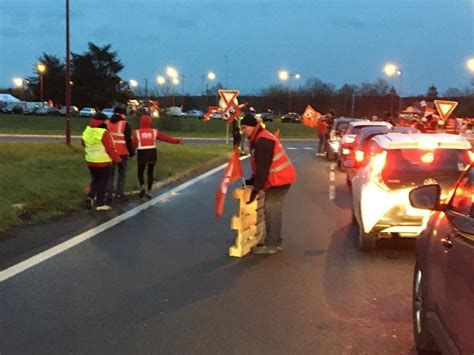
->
xmin=240 ymin=113 xmax=258 ymax=127
xmin=94 ymin=112 xmax=108 ymax=121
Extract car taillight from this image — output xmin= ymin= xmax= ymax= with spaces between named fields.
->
xmin=370 ymin=150 xmax=388 ymax=190
xmin=420 ymin=152 xmax=434 ymax=164
xmin=355 ymin=150 xmax=365 ymax=163
xmin=343 ymin=135 xmax=356 ymax=144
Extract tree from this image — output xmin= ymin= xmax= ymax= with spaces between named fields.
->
xmin=299 ymin=77 xmax=335 ymax=97
xmin=259 ymin=84 xmax=288 ymax=97
xmin=358 ymin=78 xmax=390 ymax=96
xmin=71 ymin=42 xmax=126 ymax=108
xmin=426 ymin=84 xmax=438 ymax=100
xmin=27 ymin=53 xmax=65 ymax=105
xmin=443 ymin=87 xmax=463 ymax=97
xmin=337 ymin=83 xmax=359 ymax=97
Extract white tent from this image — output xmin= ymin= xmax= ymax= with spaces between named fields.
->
xmin=0 ymin=94 xmax=20 ymax=102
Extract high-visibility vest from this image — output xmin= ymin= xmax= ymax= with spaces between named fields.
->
xmin=82 ymin=126 xmax=112 ymax=163
xmin=107 ymin=120 xmax=128 ymax=155
xmin=250 ymin=128 xmax=296 ymax=189
xmin=135 ymin=128 xmax=157 ymax=150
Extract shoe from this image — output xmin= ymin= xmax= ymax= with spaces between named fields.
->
xmin=85 ymin=197 xmax=94 ymax=210
xmin=251 ymin=245 xmax=278 ymax=255
xmin=95 ymin=205 xmax=112 ymax=211
xmin=145 ymin=192 xmax=152 ymax=200
xmin=139 ymin=189 xmax=146 ymax=199
xmin=105 ymin=194 xmax=113 ymax=203
xmin=115 ymin=194 xmax=129 ymax=202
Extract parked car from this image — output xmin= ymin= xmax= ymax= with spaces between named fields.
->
xmin=260 ymin=112 xmax=274 ymax=122
xmin=166 ymin=106 xmax=185 ymax=117
xmin=23 ymin=103 xmax=43 ymax=115
xmin=409 ymin=164 xmax=473 ymax=354
xmin=2 ymin=101 xmax=27 ymax=114
xmin=337 ymin=120 xmax=392 ymax=171
xmin=58 ymin=106 xmax=79 ymax=116
xmin=281 ymin=112 xmax=301 ymax=123
xmin=101 ymin=108 xmax=114 ymax=118
xmin=79 ymin=107 xmax=96 ymax=117
xmin=36 ymin=106 xmax=60 ymax=116
xmin=211 ymin=111 xmax=223 ymax=120
xmin=344 ymin=126 xmax=419 ymax=185
xmin=184 ymin=109 xmax=204 ymax=119
xmin=351 ymin=133 xmax=471 ymax=251
xmin=325 ymin=117 xmax=368 ymax=161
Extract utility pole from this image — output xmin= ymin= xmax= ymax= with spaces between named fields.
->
xmin=65 ymin=0 xmax=71 ymax=145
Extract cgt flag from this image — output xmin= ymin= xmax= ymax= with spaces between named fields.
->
xmin=302 ymin=105 xmax=321 ymax=128
xmin=215 ymin=148 xmax=243 ymax=218
xmin=274 ymin=129 xmax=280 ymax=138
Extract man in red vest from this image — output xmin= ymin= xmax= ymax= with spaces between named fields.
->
xmin=106 ymin=105 xmax=134 ymax=202
xmin=240 ymin=113 xmax=297 ymax=255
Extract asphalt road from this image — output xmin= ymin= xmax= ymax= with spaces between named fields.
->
xmin=0 ymin=141 xmax=417 ymax=354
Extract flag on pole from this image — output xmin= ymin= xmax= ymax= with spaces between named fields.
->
xmin=203 ymin=106 xmax=219 ymax=121
xmin=302 ymin=105 xmax=321 ymax=128
xmin=215 ymin=149 xmax=243 ymax=218
xmin=423 ymin=106 xmax=436 ymax=117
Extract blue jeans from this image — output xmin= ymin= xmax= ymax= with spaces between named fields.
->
xmin=107 ymin=155 xmax=128 ymax=196
xmin=317 ymin=134 xmax=327 ymax=154
xmin=264 ymin=185 xmax=291 ymax=247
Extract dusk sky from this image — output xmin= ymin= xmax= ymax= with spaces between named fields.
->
xmin=0 ymin=0 xmax=473 ymax=96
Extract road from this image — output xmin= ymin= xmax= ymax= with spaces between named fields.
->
xmin=0 ymin=141 xmax=417 ymax=354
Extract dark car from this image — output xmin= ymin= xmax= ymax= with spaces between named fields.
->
xmin=325 ymin=117 xmax=368 ymax=161
xmin=409 ymin=165 xmax=474 ymax=354
xmin=281 ymin=112 xmax=301 ymax=123
xmin=260 ymin=112 xmax=274 ymax=122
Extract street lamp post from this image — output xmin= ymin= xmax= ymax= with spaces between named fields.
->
xmin=467 ymin=57 xmax=474 ymax=86
xmin=37 ymin=63 xmax=46 ymax=104
xmin=65 ymin=0 xmax=71 ymax=145
xmin=278 ymin=70 xmax=301 ymax=112
xmin=384 ymin=63 xmax=401 ymax=117
xmin=201 ymin=71 xmax=216 ymax=95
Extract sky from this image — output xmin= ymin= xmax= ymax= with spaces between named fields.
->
xmin=0 ymin=0 xmax=473 ymax=96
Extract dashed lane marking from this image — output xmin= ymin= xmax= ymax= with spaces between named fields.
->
xmin=286 ymin=147 xmax=298 ymax=150
xmin=303 ymin=147 xmax=314 ymax=150
xmin=329 ymin=185 xmax=336 ymax=200
xmin=0 ymin=156 xmax=250 ymax=283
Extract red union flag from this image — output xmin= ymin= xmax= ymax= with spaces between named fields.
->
xmin=302 ymin=105 xmax=321 ymax=128
xmin=203 ymin=106 xmax=219 ymax=121
xmin=215 ymin=149 xmax=243 ymax=218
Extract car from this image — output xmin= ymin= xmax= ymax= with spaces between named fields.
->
xmin=408 ymin=164 xmax=473 ymax=354
xmin=79 ymin=107 xmax=96 ymax=117
xmin=58 ymin=106 xmax=79 ymax=116
xmin=260 ymin=112 xmax=274 ymax=122
xmin=351 ymin=133 xmax=471 ymax=251
xmin=2 ymin=101 xmax=26 ymax=114
xmin=36 ymin=106 xmax=60 ymax=116
xmin=325 ymin=117 xmax=368 ymax=161
xmin=166 ymin=106 xmax=185 ymax=117
xmin=337 ymin=120 xmax=393 ymax=171
xmin=211 ymin=111 xmax=223 ymax=120
xmin=281 ymin=112 xmax=301 ymax=123
xmin=101 ymin=108 xmax=114 ymax=118
xmin=184 ymin=109 xmax=204 ymax=119
xmin=344 ymin=126 xmax=419 ymax=185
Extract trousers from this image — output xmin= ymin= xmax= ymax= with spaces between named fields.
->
xmin=263 ymin=184 xmax=291 ymax=247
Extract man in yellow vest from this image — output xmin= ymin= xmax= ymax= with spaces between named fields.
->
xmin=240 ymin=113 xmax=297 ymax=255
xmin=82 ymin=112 xmax=122 ymax=211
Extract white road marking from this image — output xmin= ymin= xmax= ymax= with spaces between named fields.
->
xmin=303 ymin=147 xmax=314 ymax=150
xmin=329 ymin=185 xmax=336 ymax=200
xmin=0 ymin=157 xmax=248 ymax=283
xmin=329 ymin=171 xmax=336 ymax=182
xmin=286 ymin=147 xmax=298 ymax=150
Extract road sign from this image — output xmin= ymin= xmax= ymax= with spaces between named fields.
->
xmin=434 ymin=100 xmax=458 ymax=120
xmin=218 ymin=90 xmax=241 ymax=124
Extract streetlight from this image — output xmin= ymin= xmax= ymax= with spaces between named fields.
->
xmin=201 ymin=71 xmax=216 ymax=95
xmin=13 ymin=77 xmax=24 ymax=88
xmin=278 ymin=69 xmax=301 ymax=112
xmin=156 ymin=76 xmax=166 ymax=85
xmin=466 ymin=58 xmax=474 ymax=73
xmin=37 ymin=63 xmax=46 ymax=103
xmin=384 ymin=63 xmax=401 ymax=115
xmin=129 ymin=79 xmax=138 ymax=89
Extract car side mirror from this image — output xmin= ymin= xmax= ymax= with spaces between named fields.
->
xmin=343 ymin=160 xmax=355 ymax=168
xmin=409 ymin=184 xmax=443 ymax=211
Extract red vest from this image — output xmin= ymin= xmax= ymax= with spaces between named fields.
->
xmin=107 ymin=120 xmax=128 ymax=156
xmin=250 ymin=126 xmax=296 ymax=189
xmin=135 ymin=128 xmax=157 ymax=149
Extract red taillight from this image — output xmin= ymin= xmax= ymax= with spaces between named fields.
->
xmin=355 ymin=149 xmax=365 ymax=163
xmin=370 ymin=150 xmax=388 ymax=190
xmin=343 ymin=135 xmax=356 ymax=144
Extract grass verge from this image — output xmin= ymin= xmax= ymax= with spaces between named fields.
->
xmin=0 ymin=142 xmax=231 ymax=231
xmin=0 ymin=114 xmax=316 ymax=139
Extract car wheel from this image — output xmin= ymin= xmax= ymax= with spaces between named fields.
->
xmin=413 ymin=260 xmax=439 ymax=352
xmin=358 ymin=226 xmax=376 ymax=251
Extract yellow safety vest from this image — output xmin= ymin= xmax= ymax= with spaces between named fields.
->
xmin=82 ymin=126 xmax=112 ymax=163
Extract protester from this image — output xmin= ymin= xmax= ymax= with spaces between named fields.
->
xmin=106 ymin=105 xmax=134 ymax=202
xmin=316 ymin=115 xmax=329 ymax=156
xmin=383 ymin=111 xmax=394 ymax=125
xmin=240 ymin=113 xmax=297 ymax=255
xmin=232 ymin=116 xmax=242 ymax=152
xmin=81 ymin=112 xmax=121 ymax=211
xmin=132 ymin=115 xmax=183 ymax=199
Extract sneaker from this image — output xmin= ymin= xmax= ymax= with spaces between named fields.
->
xmin=95 ymin=205 xmax=112 ymax=211
xmin=115 ymin=194 xmax=129 ymax=202
xmin=85 ymin=197 xmax=94 ymax=210
xmin=251 ymin=245 xmax=278 ymax=255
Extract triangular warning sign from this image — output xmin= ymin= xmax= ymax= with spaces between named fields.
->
xmin=218 ymin=90 xmax=239 ymax=108
xmin=434 ymin=100 xmax=458 ymax=120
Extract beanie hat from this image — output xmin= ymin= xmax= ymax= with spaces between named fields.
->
xmin=240 ymin=113 xmax=258 ymax=127
xmin=94 ymin=112 xmax=108 ymax=121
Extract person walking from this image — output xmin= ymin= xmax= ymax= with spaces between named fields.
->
xmin=82 ymin=112 xmax=121 ymax=211
xmin=240 ymin=113 xmax=297 ymax=255
xmin=132 ymin=115 xmax=183 ymax=199
xmin=106 ymin=105 xmax=134 ymax=202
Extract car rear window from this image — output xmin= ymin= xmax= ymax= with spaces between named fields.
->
xmin=381 ymin=149 xmax=469 ymax=190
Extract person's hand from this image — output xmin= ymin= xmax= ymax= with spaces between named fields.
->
xmin=246 ymin=190 xmax=258 ymax=204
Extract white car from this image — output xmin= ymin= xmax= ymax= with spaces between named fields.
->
xmin=166 ymin=106 xmax=185 ymax=117
xmin=101 ymin=108 xmax=114 ymax=118
xmin=184 ymin=109 xmax=204 ymax=119
xmin=351 ymin=133 xmax=471 ymax=251
xmin=79 ymin=107 xmax=97 ymax=117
